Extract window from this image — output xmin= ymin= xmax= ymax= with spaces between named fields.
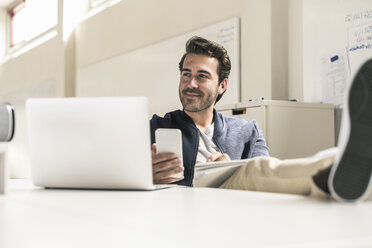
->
xmin=8 ymin=0 xmax=58 ymax=47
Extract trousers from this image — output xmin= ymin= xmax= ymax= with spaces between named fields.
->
xmin=219 ymin=148 xmax=372 ymax=200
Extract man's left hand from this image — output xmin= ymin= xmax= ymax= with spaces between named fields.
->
xmin=206 ymin=152 xmax=230 ymax=162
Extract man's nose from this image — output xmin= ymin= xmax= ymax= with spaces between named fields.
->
xmin=188 ymin=77 xmax=198 ymax=88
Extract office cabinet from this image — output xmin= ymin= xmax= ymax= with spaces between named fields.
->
xmin=217 ymin=100 xmax=334 ymax=159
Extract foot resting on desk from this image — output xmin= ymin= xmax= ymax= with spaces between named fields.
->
xmin=328 ymin=58 xmax=372 ymax=202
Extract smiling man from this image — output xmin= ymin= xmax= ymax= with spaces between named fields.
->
xmin=150 ymin=36 xmax=269 ymax=186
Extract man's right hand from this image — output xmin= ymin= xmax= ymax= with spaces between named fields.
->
xmin=151 ymin=144 xmax=184 ymax=184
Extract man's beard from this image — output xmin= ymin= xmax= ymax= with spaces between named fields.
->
xmin=179 ymin=88 xmax=218 ymax=112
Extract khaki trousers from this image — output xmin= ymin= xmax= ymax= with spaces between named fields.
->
xmin=219 ymin=155 xmax=335 ymax=199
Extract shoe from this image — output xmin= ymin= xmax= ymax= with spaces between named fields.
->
xmin=328 ymin=59 xmax=372 ymax=202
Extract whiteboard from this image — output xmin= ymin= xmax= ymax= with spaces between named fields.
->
xmin=302 ymin=0 xmax=372 ymax=106
xmin=77 ymin=17 xmax=240 ymax=116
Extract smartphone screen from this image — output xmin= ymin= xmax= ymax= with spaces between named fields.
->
xmin=155 ymin=128 xmax=183 ymax=177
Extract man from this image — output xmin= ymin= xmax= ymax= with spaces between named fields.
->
xmin=149 ymin=36 xmax=372 ymax=203
xmin=150 ymin=36 xmax=269 ymax=186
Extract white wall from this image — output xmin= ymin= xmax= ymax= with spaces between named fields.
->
xmin=0 ymin=38 xmax=61 ymax=178
xmin=0 ymin=8 xmax=5 ymax=59
xmin=75 ymin=0 xmax=283 ymax=110
xmin=288 ymin=0 xmax=303 ymax=102
xmin=1 ymin=80 xmax=56 ymax=178
xmin=0 ymin=0 xmax=290 ymax=178
xmin=0 ymin=0 xmax=65 ymax=178
xmin=0 ymin=37 xmax=59 ymax=93
xmin=271 ymin=0 xmax=288 ymax=100
xmin=76 ymin=18 xmax=241 ymax=116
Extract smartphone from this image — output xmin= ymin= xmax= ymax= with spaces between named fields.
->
xmin=155 ymin=128 xmax=183 ymax=178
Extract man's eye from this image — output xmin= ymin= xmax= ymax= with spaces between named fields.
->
xmin=182 ymin=72 xmax=191 ymax=77
xmin=199 ymin=74 xmax=208 ymax=79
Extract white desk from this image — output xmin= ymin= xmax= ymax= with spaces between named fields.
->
xmin=1 ymin=180 xmax=372 ymax=248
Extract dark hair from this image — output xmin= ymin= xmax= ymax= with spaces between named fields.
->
xmin=178 ymin=36 xmax=231 ymax=103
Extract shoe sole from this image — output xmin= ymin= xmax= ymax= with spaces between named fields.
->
xmin=329 ymin=59 xmax=372 ymax=202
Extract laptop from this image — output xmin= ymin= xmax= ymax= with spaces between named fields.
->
xmin=26 ymin=97 xmax=171 ymax=190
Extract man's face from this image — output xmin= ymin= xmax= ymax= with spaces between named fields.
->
xmin=179 ymin=54 xmax=224 ymax=112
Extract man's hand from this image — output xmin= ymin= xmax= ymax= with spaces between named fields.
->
xmin=152 ymin=144 xmax=184 ymax=184
xmin=206 ymin=152 xmax=231 ymax=162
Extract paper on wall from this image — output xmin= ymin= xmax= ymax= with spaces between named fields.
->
xmin=320 ymin=49 xmax=351 ymax=106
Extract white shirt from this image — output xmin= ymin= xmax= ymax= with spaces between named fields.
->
xmin=195 ymin=123 xmax=221 ymax=164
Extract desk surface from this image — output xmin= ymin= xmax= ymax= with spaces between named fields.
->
xmin=1 ymin=180 xmax=372 ymax=248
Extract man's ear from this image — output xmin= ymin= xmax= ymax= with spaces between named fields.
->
xmin=218 ymin=78 xmax=228 ymax=94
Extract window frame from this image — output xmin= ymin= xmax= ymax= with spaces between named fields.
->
xmin=8 ymin=0 xmax=25 ymax=48
xmin=6 ymin=0 xmax=58 ymax=55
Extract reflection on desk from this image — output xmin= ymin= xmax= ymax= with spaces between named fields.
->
xmin=1 ymin=179 xmax=372 ymax=248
